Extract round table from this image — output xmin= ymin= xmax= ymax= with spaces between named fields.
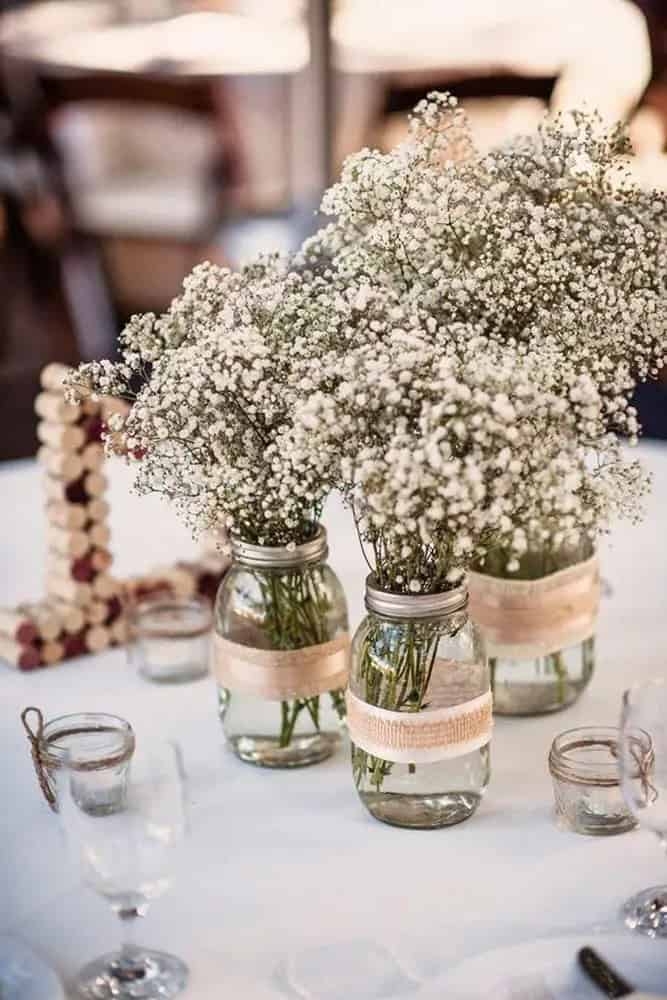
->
xmin=1 ymin=445 xmax=665 ymax=998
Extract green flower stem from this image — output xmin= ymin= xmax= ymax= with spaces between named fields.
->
xmin=353 ymin=619 xmax=442 ymax=792
xmin=256 ymin=565 xmax=343 ymax=748
xmin=550 ymin=650 xmax=568 ymax=705
xmin=489 ymin=656 xmax=497 ymax=697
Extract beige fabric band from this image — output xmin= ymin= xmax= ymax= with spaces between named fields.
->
xmin=346 ymin=688 xmax=493 ymax=764
xmin=211 ymin=632 xmax=350 ymax=700
xmin=468 ymin=554 xmax=600 ymax=659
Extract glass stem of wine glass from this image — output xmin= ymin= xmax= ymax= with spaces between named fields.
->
xmin=114 ymin=905 xmax=148 ymax=980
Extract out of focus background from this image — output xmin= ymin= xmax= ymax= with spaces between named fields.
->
xmin=1 ymin=0 xmax=666 ymax=460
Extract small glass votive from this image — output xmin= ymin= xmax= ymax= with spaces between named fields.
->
xmin=22 ymin=709 xmax=134 ymax=814
xmin=549 ymin=726 xmax=637 ymax=836
xmin=129 ymin=596 xmax=212 ymax=684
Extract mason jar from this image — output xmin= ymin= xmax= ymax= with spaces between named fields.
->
xmin=469 ymin=544 xmax=599 ymax=716
xmin=21 ymin=708 xmax=135 ymax=814
xmin=212 ymin=525 xmax=349 ymax=768
xmin=347 ymin=577 xmax=491 ymax=829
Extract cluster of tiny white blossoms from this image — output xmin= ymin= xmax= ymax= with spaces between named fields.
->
xmin=300 ymin=93 xmax=667 ymax=428
xmin=64 ymin=94 xmax=658 ymax=586
xmin=287 ymin=321 xmax=649 ymax=592
xmin=65 ymin=256 xmax=348 ymax=547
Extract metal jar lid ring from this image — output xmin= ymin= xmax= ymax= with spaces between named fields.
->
xmin=231 ymin=524 xmax=328 ymax=569
xmin=365 ymin=575 xmax=468 ymax=620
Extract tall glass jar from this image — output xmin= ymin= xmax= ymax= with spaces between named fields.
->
xmin=213 ymin=525 xmax=349 ymax=768
xmin=347 ymin=577 xmax=491 ymax=830
xmin=469 ymin=544 xmax=599 ymax=716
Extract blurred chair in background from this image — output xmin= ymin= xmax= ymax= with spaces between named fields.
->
xmin=334 ymin=0 xmax=654 ymax=159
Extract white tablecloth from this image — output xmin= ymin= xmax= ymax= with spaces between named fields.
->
xmin=1 ymin=445 xmax=666 ymax=998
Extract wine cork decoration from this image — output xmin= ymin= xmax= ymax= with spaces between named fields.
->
xmin=87 ymin=498 xmax=109 ymax=522
xmin=35 ymin=392 xmax=80 ymax=424
xmin=46 ymin=576 xmax=93 ymax=606
xmin=37 ymin=422 xmax=85 ymax=451
xmin=17 ymin=603 xmax=61 ymax=641
xmin=91 ymin=575 xmax=120 ymax=600
xmin=83 ymin=471 xmax=107 ymax=497
xmin=38 ymin=447 xmax=84 ymax=482
xmin=109 ymin=618 xmax=128 ymax=644
xmin=0 ymin=363 xmax=229 ymax=673
xmin=49 ymin=602 xmax=86 ymax=634
xmin=90 ymin=549 xmax=112 ymax=573
xmin=86 ymin=600 xmax=111 ymax=625
xmin=89 ymin=523 xmax=111 ymax=549
xmin=47 ymin=526 xmax=90 ymax=559
xmin=48 ymin=501 xmax=87 ymax=530
xmin=83 ymin=625 xmax=111 ymax=653
xmin=41 ymin=640 xmax=65 ymax=665
xmin=0 ymin=608 xmax=39 ymax=645
xmin=81 ymin=442 xmax=104 ymax=471
xmin=0 ymin=636 xmax=42 ymax=670
xmin=40 ymin=362 xmax=71 ymax=393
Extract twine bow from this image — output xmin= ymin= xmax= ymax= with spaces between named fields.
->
xmin=21 ymin=706 xmax=57 ymax=812
xmin=609 ymin=733 xmax=658 ymax=806
xmin=629 ymin=736 xmax=658 ymax=807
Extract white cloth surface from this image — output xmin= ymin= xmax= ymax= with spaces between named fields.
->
xmin=1 ymin=444 xmax=666 ymax=998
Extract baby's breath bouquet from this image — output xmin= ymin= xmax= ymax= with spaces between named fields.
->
xmin=298 ymin=92 xmax=664 ymax=720
xmin=66 ymin=257 xmax=351 ymax=766
xmin=301 ymin=93 xmax=666 ymax=420
xmin=287 ymin=309 xmax=648 ymax=811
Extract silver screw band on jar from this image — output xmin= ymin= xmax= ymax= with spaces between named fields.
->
xmin=231 ymin=524 xmax=328 ymax=570
xmin=364 ymin=574 xmax=468 ymax=621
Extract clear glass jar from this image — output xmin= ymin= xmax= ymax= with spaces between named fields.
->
xmin=549 ymin=726 xmax=637 ymax=836
xmin=213 ymin=525 xmax=349 ymax=768
xmin=129 ymin=596 xmax=212 ymax=684
xmin=22 ymin=710 xmax=135 ymax=814
xmin=470 ymin=544 xmax=598 ymax=717
xmin=348 ymin=578 xmax=491 ymax=830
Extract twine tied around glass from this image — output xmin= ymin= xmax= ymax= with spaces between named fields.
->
xmin=21 ymin=706 xmax=57 ymax=810
xmin=20 ymin=706 xmax=135 ymax=813
xmin=616 ymin=732 xmax=658 ymax=807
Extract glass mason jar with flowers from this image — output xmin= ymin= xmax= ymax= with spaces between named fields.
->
xmin=213 ymin=525 xmax=348 ymax=767
xmin=349 ymin=577 xmax=490 ymax=829
xmin=291 ymin=311 xmax=650 ymax=824
xmin=64 ymin=256 xmax=357 ymax=769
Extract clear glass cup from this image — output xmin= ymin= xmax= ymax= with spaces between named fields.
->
xmin=619 ymin=680 xmax=667 ymax=937
xmin=129 ymin=597 xmax=211 ymax=684
xmin=56 ymin=740 xmax=188 ymax=998
xmin=549 ymin=726 xmax=637 ymax=835
xmin=24 ymin=710 xmax=135 ymax=814
xmin=214 ymin=525 xmax=349 ymax=768
xmin=349 ymin=578 xmax=491 ymax=830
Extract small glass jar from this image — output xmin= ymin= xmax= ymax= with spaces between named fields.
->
xmin=129 ymin=596 xmax=212 ymax=684
xmin=549 ymin=726 xmax=637 ymax=836
xmin=348 ymin=577 xmax=491 ymax=830
xmin=470 ymin=543 xmax=598 ymax=716
xmin=213 ymin=524 xmax=349 ymax=768
xmin=27 ymin=711 xmax=134 ymax=814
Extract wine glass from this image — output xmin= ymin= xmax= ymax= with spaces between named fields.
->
xmin=618 ymin=679 xmax=667 ymax=937
xmin=56 ymin=739 xmax=188 ymax=998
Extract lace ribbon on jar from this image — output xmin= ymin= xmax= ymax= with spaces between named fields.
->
xmin=346 ymin=659 xmax=492 ymax=764
xmin=468 ymin=554 xmax=600 ymax=659
xmin=210 ymin=632 xmax=350 ymax=700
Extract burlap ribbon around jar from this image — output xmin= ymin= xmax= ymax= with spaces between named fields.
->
xmin=468 ymin=553 xmax=600 ymax=659
xmin=210 ymin=632 xmax=350 ymax=700
xmin=346 ymin=666 xmax=493 ymax=765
